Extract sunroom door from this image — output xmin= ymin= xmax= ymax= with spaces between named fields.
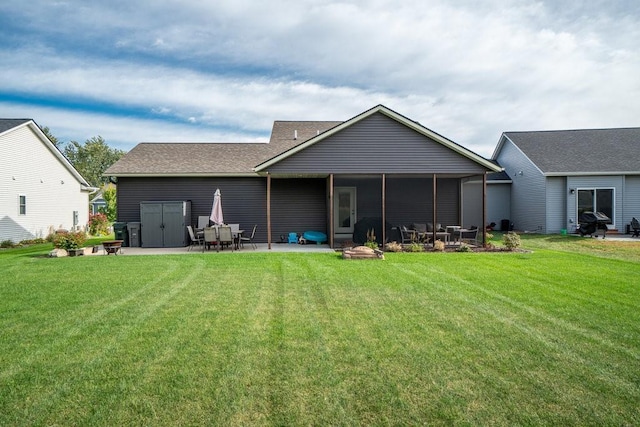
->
xmin=334 ymin=187 xmax=356 ymax=234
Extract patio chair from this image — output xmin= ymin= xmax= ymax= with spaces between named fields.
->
xmin=187 ymin=225 xmax=203 ymax=251
xmin=197 ymin=216 xmax=210 ymax=230
xmin=458 ymin=227 xmax=479 ymax=246
xmin=217 ymin=225 xmax=234 ymax=252
xmin=239 ymin=224 xmax=258 ymax=249
xmin=399 ymin=226 xmax=417 ymax=244
xmin=203 ymin=227 xmax=217 ymax=252
xmin=631 ymin=217 xmax=640 ymax=237
xmin=411 ymin=223 xmax=430 ymax=243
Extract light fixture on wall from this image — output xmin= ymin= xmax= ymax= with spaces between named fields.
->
xmin=570 ymin=188 xmax=575 ymax=194
xmin=517 ymin=170 xmax=523 ymax=176
xmin=60 ymin=180 xmax=64 ymax=184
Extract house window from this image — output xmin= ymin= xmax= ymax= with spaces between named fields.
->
xmin=19 ymin=195 xmax=26 ymax=215
xmin=577 ymin=188 xmax=614 ymax=221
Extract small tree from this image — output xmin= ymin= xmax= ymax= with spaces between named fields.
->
xmin=88 ymin=213 xmax=110 ymax=236
xmin=102 ymin=184 xmax=118 ymax=222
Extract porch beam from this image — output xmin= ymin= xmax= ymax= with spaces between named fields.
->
xmin=432 ymin=173 xmax=437 ymax=245
xmin=267 ymin=173 xmax=272 ymax=250
xmin=482 ymin=172 xmax=487 ymax=248
xmin=382 ymin=174 xmax=386 ymax=247
xmin=329 ymin=174 xmax=334 ymax=249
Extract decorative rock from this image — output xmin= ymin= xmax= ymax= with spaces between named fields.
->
xmin=49 ymin=248 xmax=68 ymax=257
xmin=342 ymin=246 xmax=384 ymax=259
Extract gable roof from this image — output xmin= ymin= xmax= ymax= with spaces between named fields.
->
xmin=106 ymin=105 xmax=501 ymax=177
xmin=0 ymin=119 xmax=94 ymax=189
xmin=105 ymin=121 xmax=342 ymax=177
xmin=255 ymin=105 xmax=501 ymax=172
xmin=494 ymin=128 xmax=640 ymax=175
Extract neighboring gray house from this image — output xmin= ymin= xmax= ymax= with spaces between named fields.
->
xmin=462 ymin=171 xmax=512 ymax=231
xmin=90 ymin=190 xmax=107 ymax=215
xmin=492 ymin=128 xmax=640 ymax=234
xmin=105 ymin=105 xmax=502 ymax=248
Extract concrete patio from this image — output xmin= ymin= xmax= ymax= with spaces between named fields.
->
xmin=86 ymin=233 xmax=639 ymax=256
xmin=98 ymin=242 xmax=336 ymax=256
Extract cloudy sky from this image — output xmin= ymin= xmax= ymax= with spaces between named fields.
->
xmin=1 ymin=0 xmax=638 ymax=157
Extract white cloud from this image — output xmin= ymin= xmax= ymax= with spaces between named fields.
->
xmin=1 ymin=0 xmax=639 ymax=158
xmin=0 ymin=101 xmax=267 ymax=152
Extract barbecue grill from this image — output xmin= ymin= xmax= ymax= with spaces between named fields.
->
xmin=578 ymin=211 xmax=611 ymax=239
xmin=631 ymin=217 xmax=640 ymax=237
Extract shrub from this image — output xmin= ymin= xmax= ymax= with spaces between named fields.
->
xmin=364 ymin=241 xmax=379 ymax=249
xmin=88 ymin=212 xmax=110 ymax=236
xmin=19 ymin=238 xmax=46 ymax=245
xmin=503 ymin=232 xmax=522 ymax=251
xmin=52 ymin=231 xmax=87 ymax=250
xmin=408 ymin=242 xmax=424 ymax=252
xmin=363 ymin=228 xmax=378 ymax=249
xmin=1 ymin=240 xmax=15 ymax=248
xmin=432 ymin=240 xmax=445 ymax=252
xmin=384 ymin=241 xmax=403 ymax=252
xmin=456 ymin=243 xmax=471 ymax=252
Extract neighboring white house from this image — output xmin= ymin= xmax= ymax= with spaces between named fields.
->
xmin=0 ymin=119 xmax=96 ymax=243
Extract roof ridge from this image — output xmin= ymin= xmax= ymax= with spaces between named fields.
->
xmin=505 ymin=127 xmax=640 ymax=134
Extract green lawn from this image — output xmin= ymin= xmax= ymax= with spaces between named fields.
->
xmin=1 ymin=237 xmax=639 ymax=425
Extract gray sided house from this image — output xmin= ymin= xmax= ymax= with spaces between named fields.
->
xmin=105 ymin=105 xmax=502 ymax=248
xmin=492 ymin=128 xmax=640 ymax=234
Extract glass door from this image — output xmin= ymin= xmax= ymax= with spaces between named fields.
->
xmin=334 ymin=187 xmax=356 ymax=234
xmin=577 ymin=188 xmax=614 ymax=222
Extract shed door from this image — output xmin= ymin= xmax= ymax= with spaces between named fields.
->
xmin=162 ymin=202 xmax=185 ymax=247
xmin=334 ymin=187 xmax=356 ymax=234
xmin=141 ymin=203 xmax=163 ymax=247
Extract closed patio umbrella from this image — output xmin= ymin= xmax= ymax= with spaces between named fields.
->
xmin=210 ymin=188 xmax=224 ymax=225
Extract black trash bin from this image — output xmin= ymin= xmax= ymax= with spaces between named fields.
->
xmin=127 ymin=222 xmax=141 ymax=247
xmin=501 ymin=219 xmax=511 ymax=232
xmin=113 ymin=222 xmax=129 ymax=247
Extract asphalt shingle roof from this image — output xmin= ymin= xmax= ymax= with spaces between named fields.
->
xmin=503 ymin=128 xmax=640 ymax=174
xmin=0 ymin=119 xmax=31 ymax=134
xmin=104 ymin=120 xmax=342 ymax=176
